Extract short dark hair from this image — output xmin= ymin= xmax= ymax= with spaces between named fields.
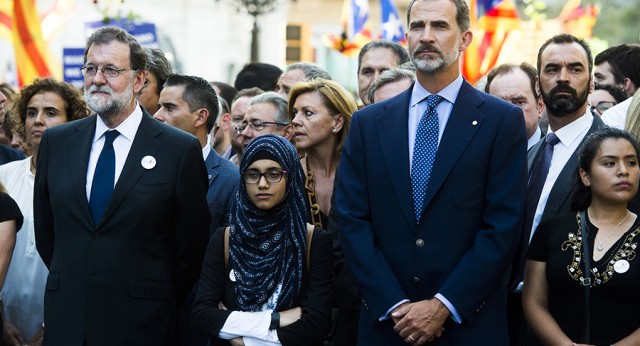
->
xmin=210 ymin=81 xmax=238 ymax=110
xmin=231 ymin=87 xmax=264 ymax=105
xmin=571 ymin=127 xmax=640 ymax=211
xmin=234 ymin=62 xmax=282 ymax=91
xmin=597 ymin=44 xmax=640 ymax=90
xmin=486 ymin=62 xmax=539 ymax=100
xmin=366 ymin=67 xmax=415 ymax=104
xmin=11 ymin=78 xmax=89 ymax=139
xmin=84 ymin=26 xmax=147 ymax=72
xmin=357 ymin=40 xmax=410 ymax=74
xmin=537 ymin=34 xmax=593 ymax=76
xmin=143 ymin=48 xmax=172 ymax=97
xmin=164 ymin=74 xmax=220 ymax=133
xmin=406 ymin=0 xmax=471 ymax=32
xmin=594 ymin=83 xmax=628 ymax=104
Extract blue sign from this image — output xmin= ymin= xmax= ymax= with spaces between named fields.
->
xmin=85 ymin=19 xmax=158 ymax=48
xmin=63 ymin=48 xmax=85 ymax=90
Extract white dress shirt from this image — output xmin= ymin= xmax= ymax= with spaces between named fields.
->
xmin=85 ymin=104 xmax=143 ymax=200
xmin=529 ymin=112 xmax=593 ymax=241
xmin=601 ymin=97 xmax=632 ymax=129
xmin=528 ymin=127 xmax=543 ymax=151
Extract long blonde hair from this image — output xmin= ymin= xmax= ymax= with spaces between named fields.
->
xmin=624 ymin=89 xmax=640 ymax=135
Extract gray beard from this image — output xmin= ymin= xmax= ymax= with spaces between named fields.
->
xmin=85 ymin=80 xmax=134 ymax=120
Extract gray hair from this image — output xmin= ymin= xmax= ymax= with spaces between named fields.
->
xmin=249 ymin=91 xmax=289 ymax=124
xmin=143 ymin=48 xmax=173 ymax=96
xmin=367 ymin=67 xmax=416 ymax=104
xmin=358 ymin=40 xmax=410 ymax=74
xmin=285 ymin=62 xmax=332 ymax=81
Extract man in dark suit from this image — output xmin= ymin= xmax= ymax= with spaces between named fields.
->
xmin=34 ymin=27 xmax=210 ymax=346
xmin=154 ymin=74 xmax=240 ymax=346
xmin=334 ymin=0 xmax=527 ymax=344
xmin=508 ymin=34 xmax=604 ymax=346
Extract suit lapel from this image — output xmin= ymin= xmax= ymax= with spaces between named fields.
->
xmin=421 ymin=82 xmax=484 ymax=214
xmin=99 ymin=113 xmax=162 ymax=226
xmin=376 ymin=89 xmax=415 ymax=230
xmin=67 ymin=116 xmax=98 ymax=226
xmin=206 ymin=150 xmax=219 ymax=189
xmin=544 ymin=115 xmax=604 ymax=214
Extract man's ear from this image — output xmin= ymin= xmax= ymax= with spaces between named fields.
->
xmin=282 ymin=124 xmax=294 ymax=141
xmin=194 ymin=108 xmax=209 ymax=128
xmin=133 ymin=70 xmax=147 ymax=95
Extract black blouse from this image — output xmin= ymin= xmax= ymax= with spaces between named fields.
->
xmin=527 ymin=212 xmax=640 ymax=344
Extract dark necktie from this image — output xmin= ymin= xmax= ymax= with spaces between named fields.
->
xmin=90 ymin=130 xmax=120 ymax=224
xmin=411 ymin=94 xmax=444 ymax=221
xmin=510 ymin=132 xmax=560 ymax=290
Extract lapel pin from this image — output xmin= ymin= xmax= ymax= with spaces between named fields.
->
xmin=208 ymin=174 xmax=212 ymax=180
xmin=472 ymin=120 xmax=478 ymax=126
xmin=141 ymin=155 xmax=156 ymax=170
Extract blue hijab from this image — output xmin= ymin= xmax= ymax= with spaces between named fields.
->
xmin=229 ymin=134 xmax=308 ymax=311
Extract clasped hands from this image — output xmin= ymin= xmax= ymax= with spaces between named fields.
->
xmin=392 ymin=299 xmax=449 ymax=345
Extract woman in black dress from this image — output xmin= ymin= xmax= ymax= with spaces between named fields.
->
xmin=192 ymin=134 xmax=333 ymax=346
xmin=0 ymin=182 xmax=23 ymax=346
xmin=524 ymin=127 xmax=640 ymax=345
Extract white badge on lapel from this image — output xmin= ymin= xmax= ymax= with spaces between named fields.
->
xmin=141 ymin=155 xmax=156 ymax=170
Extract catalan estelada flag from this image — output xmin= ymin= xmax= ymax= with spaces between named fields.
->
xmin=9 ymin=0 xmax=60 ymax=87
xmin=380 ymin=0 xmax=405 ymax=44
xmin=0 ymin=2 xmax=12 ymax=42
xmin=324 ymin=0 xmax=372 ymax=56
xmin=462 ymin=0 xmax=520 ymax=85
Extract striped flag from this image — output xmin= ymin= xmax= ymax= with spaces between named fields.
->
xmin=380 ymin=0 xmax=405 ymax=44
xmin=559 ymin=0 xmax=599 ymax=38
xmin=324 ymin=0 xmax=372 ymax=56
xmin=0 ymin=1 xmax=11 ymax=42
xmin=10 ymin=0 xmax=61 ymax=87
xmin=462 ymin=0 xmax=520 ymax=85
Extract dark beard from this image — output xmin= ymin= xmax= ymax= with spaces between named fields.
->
xmin=540 ymin=83 xmax=589 ymax=118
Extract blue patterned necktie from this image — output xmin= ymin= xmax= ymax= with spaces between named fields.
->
xmin=412 ymin=94 xmax=444 ymax=221
xmin=90 ymin=130 xmax=120 ymax=224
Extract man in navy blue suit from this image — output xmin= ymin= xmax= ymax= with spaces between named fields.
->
xmin=334 ymin=0 xmax=527 ymax=344
xmin=154 ymin=74 xmax=239 ymax=346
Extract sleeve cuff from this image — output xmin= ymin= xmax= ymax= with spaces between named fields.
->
xmin=379 ymin=299 xmax=410 ymax=321
xmin=434 ymin=293 xmax=462 ymax=324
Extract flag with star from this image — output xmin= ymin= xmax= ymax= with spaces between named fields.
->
xmin=380 ymin=0 xmax=405 ymax=44
xmin=462 ymin=0 xmax=520 ymax=85
xmin=324 ymin=0 xmax=372 ymax=56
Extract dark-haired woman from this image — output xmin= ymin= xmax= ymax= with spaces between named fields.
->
xmin=1 ymin=182 xmax=23 ymax=346
xmin=524 ymin=127 xmax=640 ymax=345
xmin=192 ymin=134 xmax=333 ymax=346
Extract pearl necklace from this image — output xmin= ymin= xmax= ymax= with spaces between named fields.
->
xmin=595 ymin=211 xmax=630 ymax=251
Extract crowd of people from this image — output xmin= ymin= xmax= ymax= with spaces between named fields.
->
xmin=1 ymin=0 xmax=640 ymax=345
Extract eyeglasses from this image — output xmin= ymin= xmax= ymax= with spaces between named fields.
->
xmin=80 ymin=65 xmax=136 ymax=78
xmin=590 ymin=101 xmax=616 ymax=115
xmin=242 ymin=169 xmax=287 ymax=184
xmin=236 ymin=120 xmax=288 ymax=133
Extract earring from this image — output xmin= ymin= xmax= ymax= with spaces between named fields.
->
xmin=332 ymin=128 xmax=338 ymax=134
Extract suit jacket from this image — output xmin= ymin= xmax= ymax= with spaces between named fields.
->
xmin=334 ymin=80 xmax=528 ymax=345
xmin=205 ymin=149 xmax=239 ymax=237
xmin=34 ymin=111 xmax=210 ymax=346
xmin=192 ymin=227 xmax=334 ymax=346
xmin=527 ymin=115 xmax=605 ymax=217
xmin=0 ymin=143 xmax=24 ymax=165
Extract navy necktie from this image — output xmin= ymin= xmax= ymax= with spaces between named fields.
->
xmin=90 ymin=130 xmax=120 ymax=224
xmin=411 ymin=94 xmax=444 ymax=221
xmin=510 ymin=132 xmax=560 ymax=290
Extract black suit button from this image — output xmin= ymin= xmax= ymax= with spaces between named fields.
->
xmin=416 ymin=239 xmax=425 ymax=247
xmin=412 ymin=277 xmax=420 ymax=283
xmin=92 ymin=233 xmax=99 ymax=239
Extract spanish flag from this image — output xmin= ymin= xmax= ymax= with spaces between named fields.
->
xmin=8 ymin=0 xmax=60 ymax=87
xmin=462 ymin=0 xmax=520 ymax=85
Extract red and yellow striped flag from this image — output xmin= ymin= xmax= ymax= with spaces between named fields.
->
xmin=10 ymin=0 xmax=61 ymax=87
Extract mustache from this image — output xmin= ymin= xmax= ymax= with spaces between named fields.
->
xmin=549 ymin=84 xmax=577 ymax=97
xmin=412 ymin=44 xmax=443 ymax=56
xmin=86 ymin=85 xmax=113 ymax=95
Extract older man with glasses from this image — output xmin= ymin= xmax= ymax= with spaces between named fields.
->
xmin=238 ymin=91 xmax=293 ymax=149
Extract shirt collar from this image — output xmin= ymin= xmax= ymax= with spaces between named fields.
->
xmin=410 ymin=74 xmax=464 ymax=108
xmin=202 ymin=144 xmax=211 ymax=161
xmin=93 ymin=102 xmax=143 ymax=143
xmin=548 ymin=111 xmax=593 ymax=147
